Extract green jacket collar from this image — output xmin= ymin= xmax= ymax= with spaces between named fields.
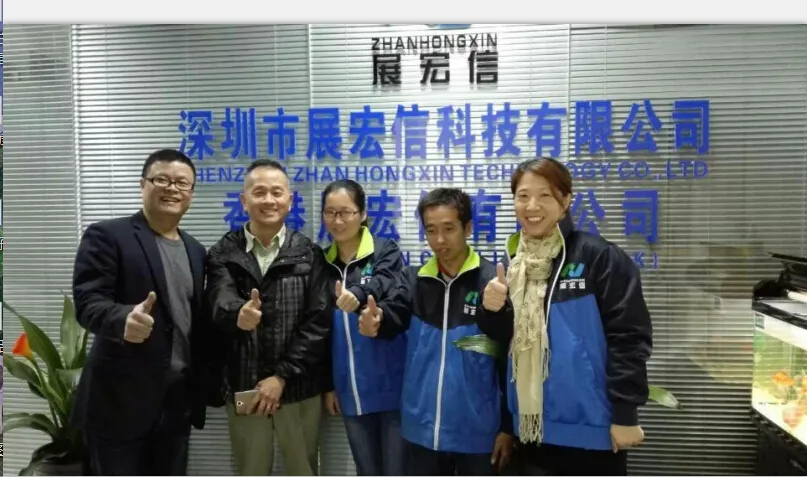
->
xmin=418 ymin=247 xmax=480 ymax=278
xmin=324 ymin=226 xmax=374 ymax=264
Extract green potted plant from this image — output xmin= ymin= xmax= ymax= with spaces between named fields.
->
xmin=3 ymin=296 xmax=88 ymax=476
xmin=455 ymin=335 xmax=682 ymax=410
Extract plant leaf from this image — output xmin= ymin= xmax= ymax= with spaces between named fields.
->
xmin=75 ymin=327 xmax=89 ymax=368
xmin=649 ymin=385 xmax=682 ymax=409
xmin=4 ymin=355 xmax=49 ymax=399
xmin=56 ymin=368 xmax=83 ymax=390
xmin=19 ymin=441 xmax=77 ymax=476
xmin=48 ymin=368 xmax=82 ymax=427
xmin=33 ymin=367 xmax=70 ymax=425
xmin=4 ymin=412 xmax=59 ymax=438
xmin=4 ymin=354 xmax=44 ymax=388
xmin=28 ymin=382 xmax=47 ymax=400
xmin=452 ymin=335 xmax=683 ymax=412
xmin=60 ymin=295 xmax=82 ymax=369
xmin=44 ymin=379 xmax=71 ymax=427
xmin=453 ymin=334 xmax=683 ymax=411
xmin=454 ymin=334 xmax=506 ymax=360
xmin=4 ymin=302 xmax=65 ymax=371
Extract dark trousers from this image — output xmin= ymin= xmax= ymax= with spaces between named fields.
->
xmin=343 ymin=410 xmax=407 ymax=476
xmin=407 ymin=441 xmax=495 ymax=476
xmin=83 ymin=380 xmax=192 ymax=476
xmin=520 ymin=443 xmax=628 ymax=476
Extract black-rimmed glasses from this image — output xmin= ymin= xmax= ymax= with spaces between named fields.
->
xmin=145 ymin=176 xmax=195 ymax=191
xmin=322 ymin=210 xmax=360 ymax=220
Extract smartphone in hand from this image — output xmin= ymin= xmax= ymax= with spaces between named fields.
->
xmin=234 ymin=389 xmax=259 ymax=416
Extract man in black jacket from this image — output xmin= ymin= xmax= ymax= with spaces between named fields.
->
xmin=206 ymin=159 xmax=331 ymax=476
xmin=71 ymin=149 xmax=211 ymax=475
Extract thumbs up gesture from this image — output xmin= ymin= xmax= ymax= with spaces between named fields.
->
xmin=358 ymin=295 xmax=382 ymax=338
xmin=335 ymin=280 xmax=361 ymax=313
xmin=124 ymin=292 xmax=157 ymax=343
xmin=482 ymin=263 xmax=509 ymax=312
xmin=237 ymin=288 xmax=263 ymax=331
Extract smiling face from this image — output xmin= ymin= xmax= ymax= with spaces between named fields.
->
xmin=513 ymin=171 xmax=571 ymax=239
xmin=139 ymin=160 xmax=195 ymax=220
xmin=241 ymin=166 xmax=291 ymax=228
xmin=322 ymin=188 xmax=366 ymax=244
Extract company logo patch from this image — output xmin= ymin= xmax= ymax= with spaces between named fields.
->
xmin=463 ymin=291 xmax=479 ymax=315
xmin=360 ymin=263 xmax=373 ymax=284
xmin=559 ymin=263 xmax=586 ymax=291
xmin=561 ymin=263 xmax=585 ymax=279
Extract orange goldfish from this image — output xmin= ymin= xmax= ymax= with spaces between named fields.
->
xmin=772 ymin=371 xmax=794 ymax=387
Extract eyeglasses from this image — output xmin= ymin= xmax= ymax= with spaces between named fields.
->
xmin=146 ymin=176 xmax=195 ymax=191
xmin=322 ymin=210 xmax=360 ymax=220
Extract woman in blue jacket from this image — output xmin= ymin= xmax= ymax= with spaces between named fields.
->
xmin=319 ymin=179 xmax=407 ymax=476
xmin=478 ymin=158 xmax=653 ymax=476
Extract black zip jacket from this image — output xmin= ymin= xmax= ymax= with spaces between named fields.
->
xmin=205 ymin=227 xmax=331 ymax=405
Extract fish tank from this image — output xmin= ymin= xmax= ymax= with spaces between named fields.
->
xmin=751 ymin=253 xmax=807 ymax=457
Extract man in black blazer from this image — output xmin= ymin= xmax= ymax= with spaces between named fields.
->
xmin=71 ymin=149 xmax=211 ymax=475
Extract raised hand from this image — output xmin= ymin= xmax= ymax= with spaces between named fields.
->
xmin=124 ymin=292 xmax=156 ymax=343
xmin=237 ymin=288 xmax=262 ymax=331
xmin=358 ymin=295 xmax=382 ymax=337
xmin=482 ymin=263 xmax=508 ymax=312
xmin=335 ymin=280 xmax=360 ymax=313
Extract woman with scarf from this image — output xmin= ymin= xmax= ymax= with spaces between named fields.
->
xmin=477 ymin=158 xmax=653 ymax=476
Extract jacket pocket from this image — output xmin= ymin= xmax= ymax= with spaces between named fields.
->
xmin=369 ymin=333 xmax=407 ymax=393
xmin=401 ymin=318 xmax=439 ymax=423
xmin=457 ymin=349 xmax=499 ymax=434
xmin=437 ymin=324 xmax=499 ymax=437
xmin=544 ymin=300 xmax=611 ymax=428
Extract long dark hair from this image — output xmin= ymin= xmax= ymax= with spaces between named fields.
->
xmin=321 ymin=180 xmax=369 ymax=227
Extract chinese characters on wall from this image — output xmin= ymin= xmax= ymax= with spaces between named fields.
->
xmin=371 ymin=33 xmax=499 ymax=86
xmin=178 ymin=100 xmax=710 ymax=162
xmin=222 ymin=186 xmax=660 ymax=269
xmin=179 ymin=98 xmax=711 ymax=271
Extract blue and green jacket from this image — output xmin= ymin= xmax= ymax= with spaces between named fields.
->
xmin=322 ymin=227 xmax=406 ymax=417
xmin=477 ymin=215 xmax=653 ymax=451
xmin=376 ymin=249 xmax=512 ymax=455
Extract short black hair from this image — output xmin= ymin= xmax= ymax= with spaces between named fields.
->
xmin=417 ymin=188 xmax=472 ymax=227
xmin=141 ymin=149 xmax=196 ymax=178
xmin=246 ymin=159 xmax=287 ymax=176
xmin=322 ymin=179 xmax=369 ymax=227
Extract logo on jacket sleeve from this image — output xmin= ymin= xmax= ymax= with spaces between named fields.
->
xmin=559 ymin=263 xmax=586 ymax=291
xmin=464 ymin=291 xmax=479 ymax=315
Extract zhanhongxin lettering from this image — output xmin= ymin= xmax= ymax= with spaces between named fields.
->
xmin=371 ymin=33 xmax=498 ymax=54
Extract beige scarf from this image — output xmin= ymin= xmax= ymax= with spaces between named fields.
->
xmin=507 ymin=227 xmax=563 ymax=443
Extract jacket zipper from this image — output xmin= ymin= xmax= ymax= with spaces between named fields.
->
xmin=328 ymin=259 xmax=364 ymax=416
xmin=425 ymin=269 xmax=470 ymax=451
xmin=545 ymin=225 xmax=567 ymax=324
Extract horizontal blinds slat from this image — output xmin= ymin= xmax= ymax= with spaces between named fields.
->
xmin=72 ymin=24 xmax=311 ymax=254
xmin=2 ymin=24 xmax=80 ymax=476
